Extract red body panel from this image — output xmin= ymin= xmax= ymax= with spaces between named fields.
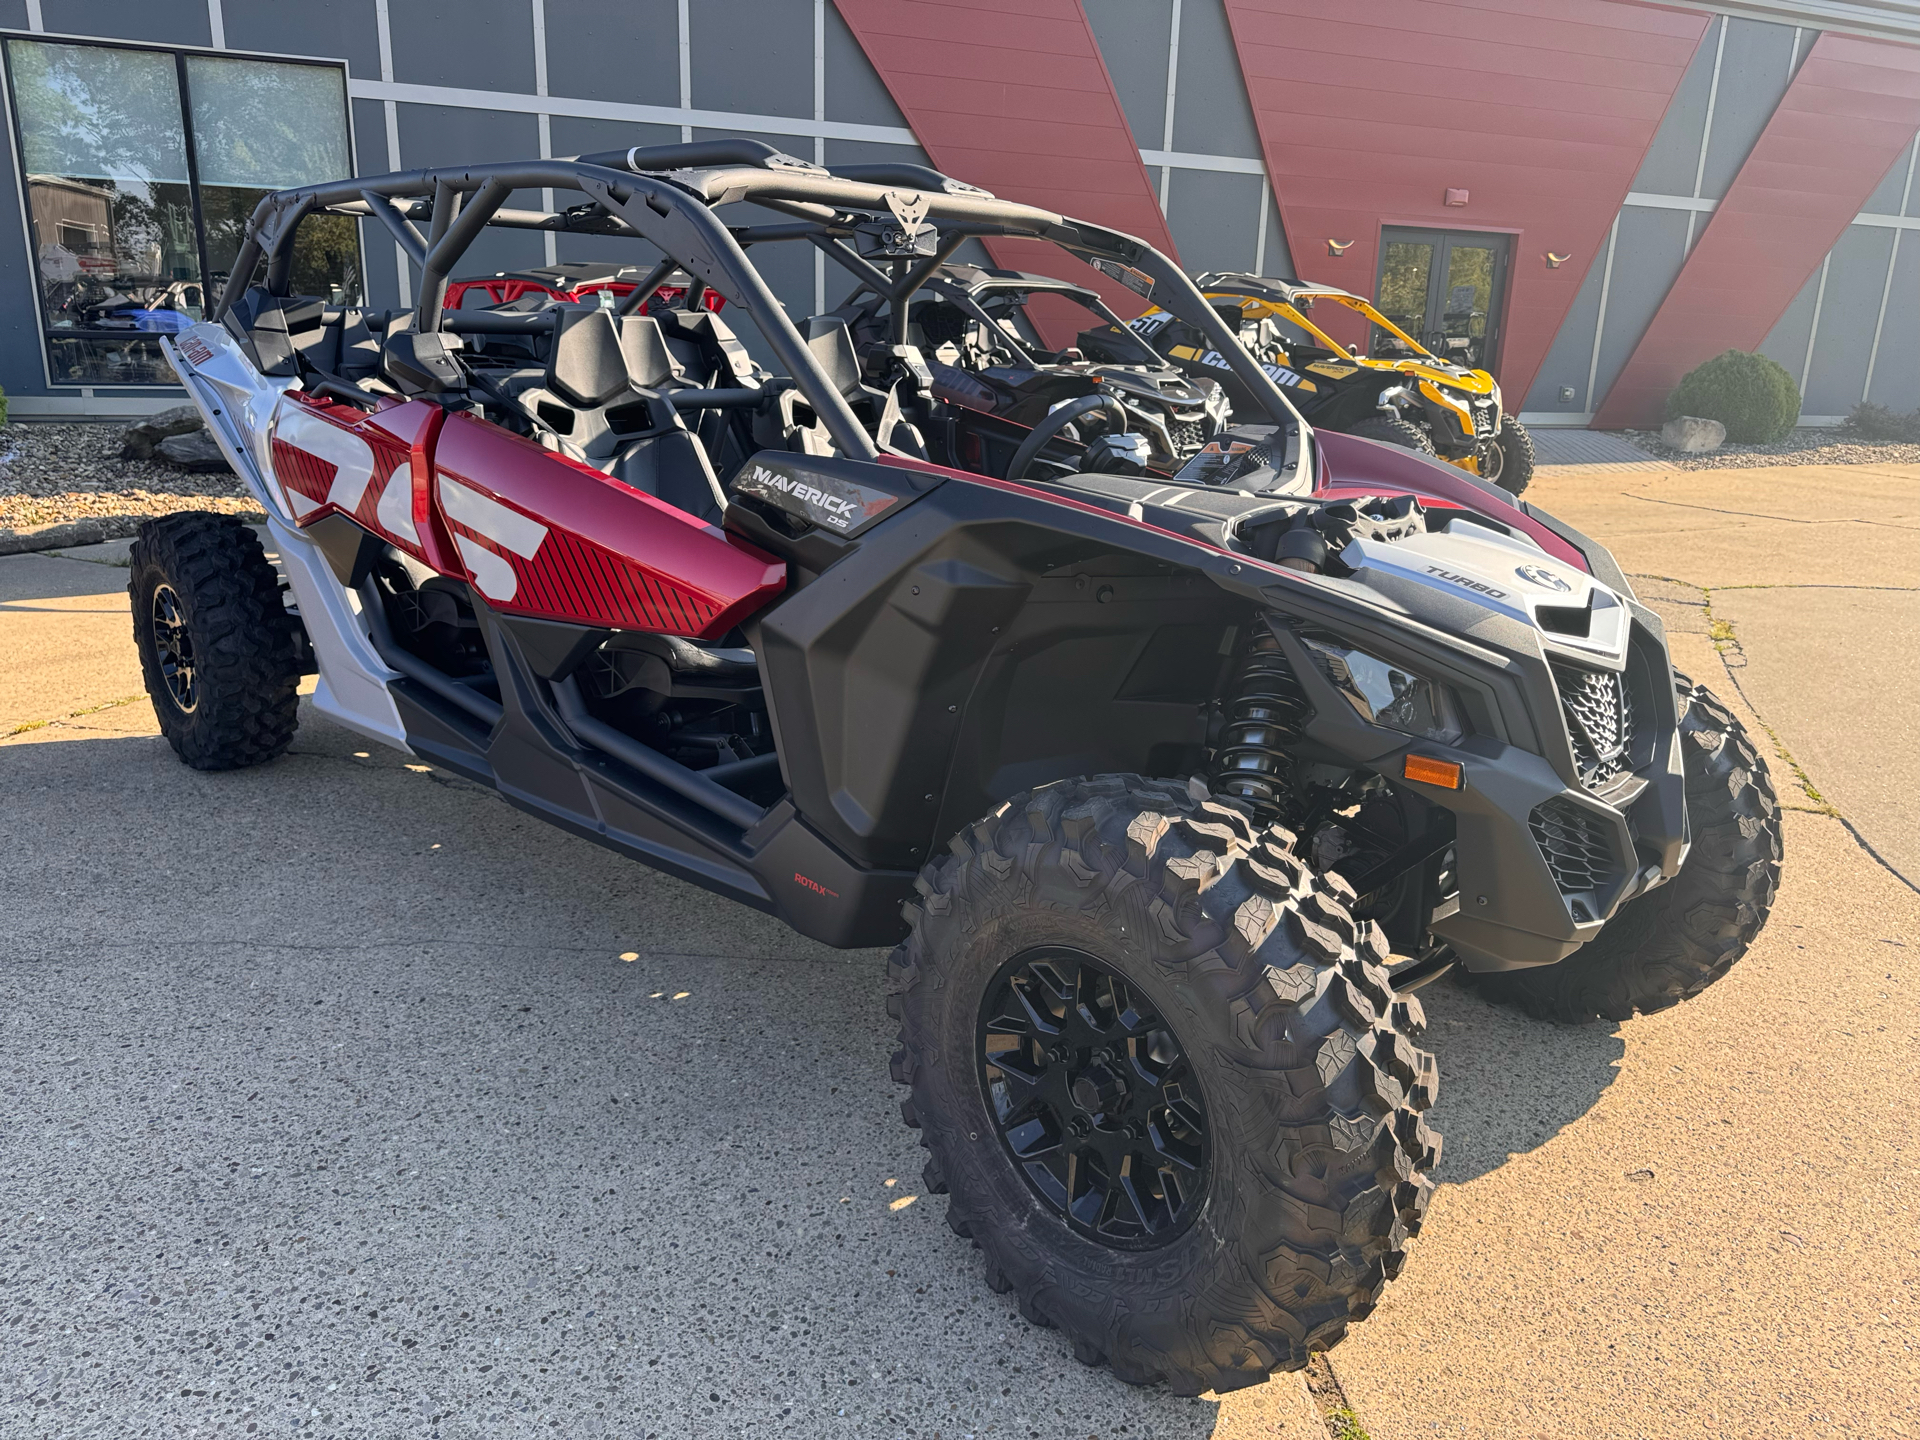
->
xmin=1223 ymin=0 xmax=1706 ymax=404
xmin=278 ymin=397 xmax=784 ymax=638
xmin=1594 ymin=31 xmax=1920 ymax=427
xmin=427 ymin=414 xmax=784 ymax=639
xmin=270 ymin=394 xmax=436 ymax=563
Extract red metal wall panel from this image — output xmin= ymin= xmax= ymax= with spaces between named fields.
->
xmin=831 ymin=0 xmax=1178 ymax=320
xmin=1223 ymin=0 xmax=1706 ymax=408
xmin=1594 ymin=31 xmax=1920 ymax=428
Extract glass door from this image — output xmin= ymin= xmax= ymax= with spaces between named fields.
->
xmin=1375 ymin=228 xmax=1511 ymax=371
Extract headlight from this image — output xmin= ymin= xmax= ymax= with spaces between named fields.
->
xmin=1298 ymin=632 xmax=1464 ymax=744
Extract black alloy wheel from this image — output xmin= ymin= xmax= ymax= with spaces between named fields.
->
xmin=150 ymin=583 xmax=198 ymax=712
xmin=978 ymin=946 xmax=1209 ymax=1248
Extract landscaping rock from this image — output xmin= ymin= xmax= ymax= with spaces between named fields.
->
xmin=1661 ymin=415 xmax=1726 ymax=454
xmin=119 ymin=404 xmax=207 ymax=460
xmin=155 ymin=429 xmax=232 ymax=473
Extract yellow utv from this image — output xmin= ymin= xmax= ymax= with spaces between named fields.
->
xmin=1127 ymin=271 xmax=1535 ymax=495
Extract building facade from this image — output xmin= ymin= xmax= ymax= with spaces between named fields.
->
xmin=2 ymin=0 xmax=1917 ymax=426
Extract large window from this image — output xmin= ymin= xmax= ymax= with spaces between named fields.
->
xmin=3 ymin=38 xmax=357 ymax=386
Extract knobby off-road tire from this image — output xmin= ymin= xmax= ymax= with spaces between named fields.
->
xmin=130 ymin=511 xmax=301 ymax=770
xmin=888 ymin=776 xmax=1440 ymax=1394
xmin=1345 ymin=414 xmax=1435 ymax=454
xmin=1484 ymin=415 xmax=1535 ymax=496
xmin=1470 ymin=677 xmax=1781 ymax=1023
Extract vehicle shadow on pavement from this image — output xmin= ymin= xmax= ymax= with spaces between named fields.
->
xmin=1411 ymin=979 xmax=1625 ymax=1183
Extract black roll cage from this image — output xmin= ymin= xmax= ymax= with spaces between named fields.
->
xmin=215 ymin=139 xmax=1311 ymax=472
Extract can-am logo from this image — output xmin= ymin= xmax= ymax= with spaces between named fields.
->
xmin=747 ymin=465 xmax=858 ymax=519
xmin=1425 ymin=565 xmax=1508 ymax=599
xmin=1515 ymin=564 xmax=1572 ymax=592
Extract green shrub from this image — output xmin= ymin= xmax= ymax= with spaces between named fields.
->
xmin=0 ymin=384 xmax=7 ymax=427
xmin=1843 ymin=400 xmax=1920 ymax=442
xmin=1665 ymin=349 xmax=1800 ymax=444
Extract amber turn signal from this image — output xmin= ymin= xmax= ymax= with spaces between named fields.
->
xmin=1403 ymin=754 xmax=1464 ymax=789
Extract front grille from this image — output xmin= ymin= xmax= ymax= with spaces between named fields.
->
xmin=1552 ymin=661 xmax=1635 ymax=789
xmin=1168 ymin=417 xmax=1205 ymax=454
xmin=1529 ymin=797 xmax=1620 ymax=899
xmin=1471 ymin=400 xmax=1496 ymax=438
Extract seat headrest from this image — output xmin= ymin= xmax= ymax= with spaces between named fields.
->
xmin=617 ymin=315 xmax=684 ymax=390
xmin=547 ymin=308 xmax=631 ymax=408
xmin=806 ymin=319 xmax=864 ymax=400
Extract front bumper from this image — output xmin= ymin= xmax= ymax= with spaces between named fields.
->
xmin=1263 ymin=612 xmax=1686 ymax=972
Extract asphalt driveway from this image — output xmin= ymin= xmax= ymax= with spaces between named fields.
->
xmin=3 ymin=458 xmax=1916 ymax=1439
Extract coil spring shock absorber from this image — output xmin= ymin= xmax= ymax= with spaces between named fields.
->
xmin=1210 ymin=623 xmax=1313 ymax=826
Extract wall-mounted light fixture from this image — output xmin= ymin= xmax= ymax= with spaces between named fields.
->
xmin=1444 ymin=188 xmax=1469 ymax=207
xmin=1546 ymin=252 xmax=1572 ymax=269
xmin=1327 ymin=238 xmax=1355 ymax=256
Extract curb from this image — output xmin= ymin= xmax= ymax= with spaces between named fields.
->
xmin=0 ymin=511 xmax=267 ymax=558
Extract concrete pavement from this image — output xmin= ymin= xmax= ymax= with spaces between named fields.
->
xmin=2 ymin=462 xmax=1916 ymax=1439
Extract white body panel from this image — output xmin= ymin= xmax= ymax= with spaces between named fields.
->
xmin=1343 ymin=522 xmax=1632 ymax=669
xmin=162 ymin=326 xmax=412 ymax=753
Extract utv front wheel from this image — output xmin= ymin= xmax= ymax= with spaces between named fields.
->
xmin=1481 ymin=416 xmax=1535 ymax=496
xmin=1346 ymin=414 xmax=1435 ymax=454
xmin=130 ymin=511 xmax=301 ymax=769
xmin=889 ymin=777 xmax=1440 ymax=1393
xmin=1469 ymin=677 xmax=1781 ymax=1023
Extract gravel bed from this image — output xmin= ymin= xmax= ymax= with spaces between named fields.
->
xmin=0 ymin=421 xmax=254 ymax=533
xmin=1624 ymin=427 xmax=1920 ymax=470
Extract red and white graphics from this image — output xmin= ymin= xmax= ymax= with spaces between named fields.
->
xmin=429 ymin=414 xmax=783 ymax=640
xmin=268 ymin=394 xmax=431 ymax=559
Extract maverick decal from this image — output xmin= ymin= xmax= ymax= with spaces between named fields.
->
xmin=733 ymin=460 xmax=903 ymax=537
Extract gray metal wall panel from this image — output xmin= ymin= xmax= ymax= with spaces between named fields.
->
xmin=691 ymin=0 xmax=811 ymax=120
xmin=223 ymin=1 xmax=378 ymax=76
xmin=1756 ymin=262 xmax=1819 ymax=385
xmin=33 ymin=0 xmax=210 ymax=45
xmin=1083 ymin=0 xmax=1171 ymax=149
xmin=394 ymin=102 xmax=545 ymax=274
xmin=1630 ymin=24 xmax=1718 ymax=195
xmin=1801 ymin=223 xmax=1895 ymax=414
xmin=0 ymin=71 xmax=45 ymax=398
xmin=1520 ymin=246 xmax=1609 ymax=412
xmin=1860 ymin=133 xmax=1916 ymax=215
xmin=1864 ymin=237 xmax=1920 ymax=411
xmin=1260 ymin=185 xmax=1293 ymax=279
xmin=823 ymin=137 xmax=931 ymax=168
xmin=1591 ymin=206 xmax=1690 ymax=405
xmin=824 ymin=2 xmax=908 ymax=128
xmin=0 ymin=3 xmax=32 ymax=29
xmin=352 ymin=96 xmax=403 ymax=311
xmin=1698 ymin=18 xmax=1798 ymax=198
xmin=388 ymin=0 xmax=535 ymax=93
xmin=1165 ymin=167 xmax=1262 ymax=278
xmin=1170 ymin=0 xmax=1260 ymax=159
xmin=543 ymin=0 xmax=679 ymax=106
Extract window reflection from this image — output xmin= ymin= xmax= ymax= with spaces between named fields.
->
xmin=4 ymin=38 xmax=358 ymax=386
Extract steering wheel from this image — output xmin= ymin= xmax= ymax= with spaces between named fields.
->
xmin=1004 ymin=392 xmax=1131 ymax=481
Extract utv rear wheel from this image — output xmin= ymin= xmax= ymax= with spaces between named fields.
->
xmin=1481 ymin=416 xmax=1535 ymax=496
xmin=130 ymin=512 xmax=301 ymax=770
xmin=1346 ymin=414 xmax=1435 ymax=454
xmin=1468 ymin=677 xmax=1780 ymax=1023
xmin=889 ymin=776 xmax=1440 ymax=1394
